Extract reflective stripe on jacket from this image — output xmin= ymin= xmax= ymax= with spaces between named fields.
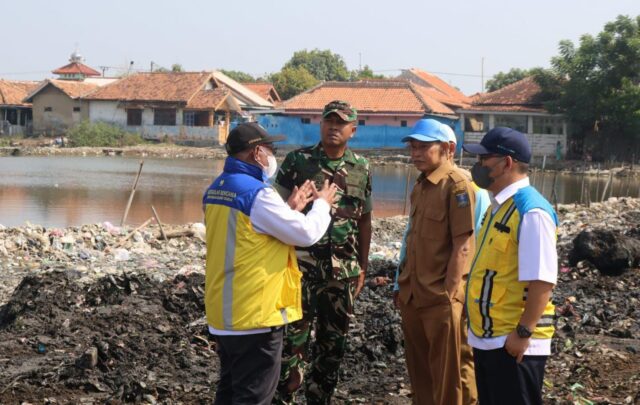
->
xmin=203 ymin=157 xmax=303 ymax=331
xmin=467 ymin=186 xmax=558 ymax=339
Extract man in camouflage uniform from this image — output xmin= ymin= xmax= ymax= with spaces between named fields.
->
xmin=273 ymin=100 xmax=373 ymax=404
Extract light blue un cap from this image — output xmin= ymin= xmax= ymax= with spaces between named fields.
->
xmin=401 ymin=119 xmax=448 ymax=143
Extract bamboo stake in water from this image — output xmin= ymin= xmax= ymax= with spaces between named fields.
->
xmin=595 ymin=169 xmax=601 ymax=202
xmin=121 ymin=160 xmax=144 ymax=226
xmin=151 ymin=205 xmax=167 ymax=241
xmin=601 ymin=171 xmax=613 ymax=202
xmin=579 ymin=170 xmax=586 ymax=205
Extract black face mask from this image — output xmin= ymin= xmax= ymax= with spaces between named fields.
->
xmin=471 ymin=158 xmax=505 ymax=189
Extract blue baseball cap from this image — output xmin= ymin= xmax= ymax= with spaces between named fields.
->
xmin=462 ymin=127 xmax=532 ymax=163
xmin=401 ymin=119 xmax=448 ymax=143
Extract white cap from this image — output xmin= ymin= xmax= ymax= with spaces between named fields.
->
xmin=441 ymin=124 xmax=457 ymax=144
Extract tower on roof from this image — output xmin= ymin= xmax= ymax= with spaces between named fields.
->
xmin=52 ymin=49 xmax=101 ymax=81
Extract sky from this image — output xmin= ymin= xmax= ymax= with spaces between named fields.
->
xmin=2 ymin=0 xmax=638 ymax=95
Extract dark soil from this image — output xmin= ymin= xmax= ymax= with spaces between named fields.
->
xmin=0 ymin=247 xmax=638 ymax=404
xmin=0 ymin=271 xmax=216 ymax=403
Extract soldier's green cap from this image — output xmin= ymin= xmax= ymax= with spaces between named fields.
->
xmin=322 ymin=100 xmax=357 ymax=122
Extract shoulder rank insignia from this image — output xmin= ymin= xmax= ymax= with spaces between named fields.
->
xmin=455 ymin=192 xmax=470 ymax=208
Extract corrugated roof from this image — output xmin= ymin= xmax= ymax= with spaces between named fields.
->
xmin=212 ymin=72 xmax=273 ymax=108
xmin=403 ymin=68 xmax=471 ymax=107
xmin=282 ymin=80 xmax=456 ymax=116
xmin=0 ymin=79 xmax=39 ymax=107
xmin=52 ymin=62 xmax=101 ymax=77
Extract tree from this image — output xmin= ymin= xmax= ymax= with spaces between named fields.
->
xmin=538 ymin=15 xmax=640 ymax=158
xmin=220 ymin=70 xmax=256 ymax=83
xmin=270 ymin=66 xmax=319 ymax=100
xmin=171 ymin=64 xmax=183 ymax=72
xmin=485 ymin=68 xmax=544 ymax=92
xmin=350 ymin=65 xmax=384 ymax=81
xmin=283 ymin=49 xmax=350 ymax=81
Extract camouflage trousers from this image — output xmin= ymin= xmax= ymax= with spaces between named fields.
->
xmin=273 ymin=277 xmax=356 ymax=405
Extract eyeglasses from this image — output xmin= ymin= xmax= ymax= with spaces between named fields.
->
xmin=478 ymin=154 xmax=504 ymax=163
xmin=261 ymin=143 xmax=277 ymax=155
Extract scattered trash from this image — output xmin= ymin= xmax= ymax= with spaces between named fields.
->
xmin=0 ymin=200 xmax=637 ymax=402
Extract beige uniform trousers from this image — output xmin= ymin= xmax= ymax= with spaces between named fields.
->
xmin=401 ymin=298 xmax=477 ymax=405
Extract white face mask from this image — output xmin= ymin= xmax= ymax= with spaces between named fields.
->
xmin=258 ymin=146 xmax=278 ymax=178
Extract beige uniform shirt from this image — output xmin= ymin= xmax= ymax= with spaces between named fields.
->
xmin=398 ymin=161 xmax=476 ymax=308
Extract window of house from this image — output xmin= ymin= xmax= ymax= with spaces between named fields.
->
xmin=400 ymin=120 xmax=407 ymax=127
xmin=532 ymin=116 xmax=563 ymax=135
xmin=73 ymin=106 xmax=81 ymax=112
xmin=494 ymin=114 xmax=528 ymax=133
xmin=44 ymin=107 xmax=52 ymax=112
xmin=154 ymin=108 xmax=176 ymax=126
xmin=127 ymin=109 xmax=143 ymax=126
xmin=301 ymin=118 xmax=311 ymax=124
xmin=183 ymin=111 xmax=209 ymax=127
xmin=464 ymin=114 xmax=485 ymax=132
xmin=358 ymin=120 xmax=366 ymax=126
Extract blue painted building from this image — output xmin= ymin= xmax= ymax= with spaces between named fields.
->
xmin=255 ymin=79 xmax=469 ymax=150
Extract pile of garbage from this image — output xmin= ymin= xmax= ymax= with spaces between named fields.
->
xmin=0 ymin=199 xmax=639 ymax=403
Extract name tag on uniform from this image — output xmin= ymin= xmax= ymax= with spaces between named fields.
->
xmin=455 ymin=192 xmax=470 ymax=208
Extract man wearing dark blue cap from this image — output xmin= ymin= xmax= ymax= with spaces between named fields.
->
xmin=462 ymin=127 xmax=558 ymax=405
xmin=396 ymin=118 xmax=476 ymax=405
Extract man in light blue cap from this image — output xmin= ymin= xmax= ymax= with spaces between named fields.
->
xmin=393 ymin=118 xmax=477 ymax=404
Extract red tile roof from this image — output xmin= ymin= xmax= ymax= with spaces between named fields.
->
xmin=462 ymin=77 xmax=547 ymax=113
xmin=52 ymin=62 xmax=101 ymax=77
xmin=86 ymin=72 xmax=214 ymax=103
xmin=244 ymin=82 xmax=281 ymax=103
xmin=186 ymin=88 xmax=231 ymax=110
xmin=403 ymin=68 xmax=471 ymax=107
xmin=282 ymin=80 xmax=456 ymax=116
xmin=50 ymin=80 xmax=100 ymax=98
xmin=84 ymin=72 xmax=235 ymax=111
xmin=0 ymin=80 xmax=39 ymax=107
xmin=24 ymin=79 xmax=100 ymax=102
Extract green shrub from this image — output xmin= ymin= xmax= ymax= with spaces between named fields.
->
xmin=67 ymin=121 xmax=144 ymax=147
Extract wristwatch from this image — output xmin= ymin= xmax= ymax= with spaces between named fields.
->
xmin=516 ymin=324 xmax=532 ymax=338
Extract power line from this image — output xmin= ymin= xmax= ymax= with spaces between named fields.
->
xmin=0 ymin=70 xmax=52 ymax=76
xmin=372 ymin=67 xmax=494 ymax=79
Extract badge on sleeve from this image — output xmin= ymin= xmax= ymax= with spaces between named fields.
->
xmin=455 ymin=191 xmax=470 ymax=208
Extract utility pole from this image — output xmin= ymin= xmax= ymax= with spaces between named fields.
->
xmin=481 ymin=57 xmax=485 ymax=92
xmin=359 ymin=52 xmax=362 ymax=71
xmin=150 ymin=61 xmax=154 ymax=72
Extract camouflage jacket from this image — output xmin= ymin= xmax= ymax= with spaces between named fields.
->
xmin=274 ymin=143 xmax=372 ymax=280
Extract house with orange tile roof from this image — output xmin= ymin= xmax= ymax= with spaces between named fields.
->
xmin=84 ymin=71 xmax=242 ymax=143
xmin=282 ymin=79 xmax=457 ymax=125
xmin=23 ymin=51 xmax=117 ymax=135
xmin=257 ymin=79 xmax=461 ymax=148
xmin=243 ymin=82 xmax=282 ymax=104
xmin=457 ymin=76 xmax=567 ymax=157
xmin=0 ymin=79 xmax=39 ymax=135
xmin=399 ymin=68 xmax=471 ymax=110
xmin=24 ymin=79 xmax=103 ymax=134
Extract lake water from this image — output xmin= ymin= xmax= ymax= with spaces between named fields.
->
xmin=0 ymin=156 xmax=637 ymax=228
